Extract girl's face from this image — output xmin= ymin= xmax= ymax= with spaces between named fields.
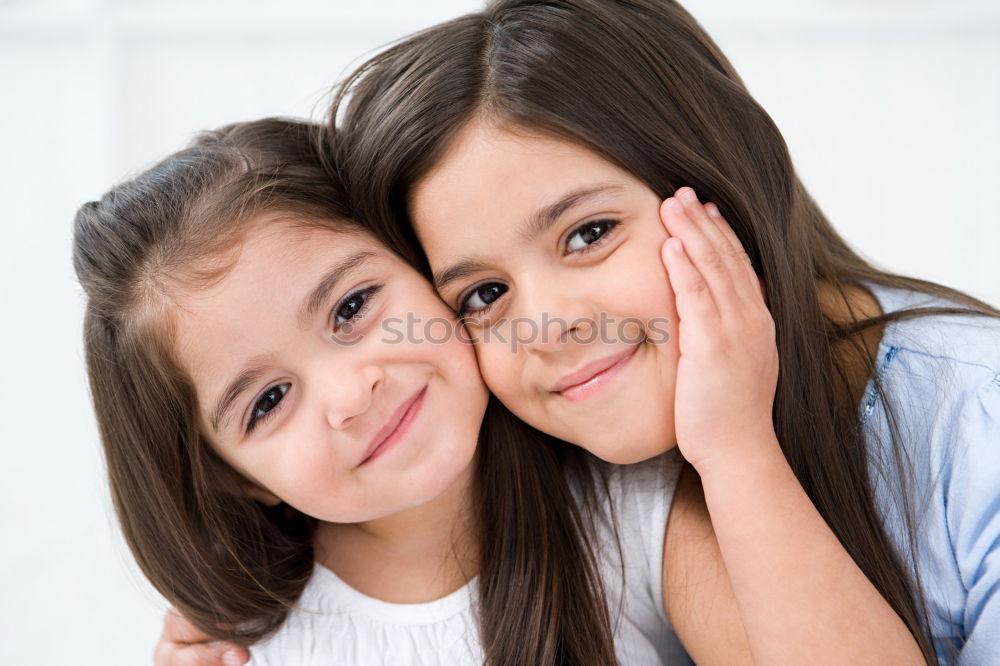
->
xmin=173 ymin=219 xmax=488 ymax=524
xmin=410 ymin=121 xmax=679 ymax=463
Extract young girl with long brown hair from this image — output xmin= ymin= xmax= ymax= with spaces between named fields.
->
xmin=316 ymin=0 xmax=1000 ymax=663
xmin=74 ymin=117 xmax=623 ymax=665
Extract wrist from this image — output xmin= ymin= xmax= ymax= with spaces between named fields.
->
xmin=688 ymin=429 xmax=786 ymax=483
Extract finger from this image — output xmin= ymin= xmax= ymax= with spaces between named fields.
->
xmin=217 ymin=644 xmax=250 ymax=666
xmin=703 ymin=201 xmax=761 ymax=303
xmin=156 ymin=611 xmax=249 ymax=666
xmin=678 ymin=188 xmax=755 ymax=301
xmin=704 ymin=202 xmax=755 ymax=277
xmin=661 ymin=236 xmax=720 ymax=330
xmin=661 ymin=192 xmax=739 ymax=309
xmin=154 ymin=639 xmax=249 ymax=666
xmin=677 ymin=188 xmax=735 ymax=263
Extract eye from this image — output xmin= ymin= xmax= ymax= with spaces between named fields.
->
xmin=333 ymin=285 xmax=382 ymax=332
xmin=458 ymin=282 xmax=508 ymax=316
xmin=565 ymin=219 xmax=620 ymax=254
xmin=246 ymin=383 xmax=290 ymax=434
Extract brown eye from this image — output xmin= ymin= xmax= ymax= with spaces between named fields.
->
xmin=333 ymin=285 xmax=382 ymax=331
xmin=459 ymin=282 xmax=508 ymax=315
xmin=247 ymin=383 xmax=290 ymax=433
xmin=566 ymin=219 xmax=619 ymax=253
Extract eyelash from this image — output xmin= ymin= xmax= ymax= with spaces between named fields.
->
xmin=455 ymin=219 xmax=621 ymax=317
xmin=242 ymin=283 xmax=384 ymax=434
xmin=246 ymin=383 xmax=290 ymax=434
xmin=332 ymin=284 xmax=383 ymax=332
xmin=563 ymin=218 xmax=620 ymax=255
xmin=456 ymin=282 xmax=507 ymax=318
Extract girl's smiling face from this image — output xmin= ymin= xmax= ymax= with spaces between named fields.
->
xmin=410 ymin=121 xmax=680 ymax=463
xmin=172 ymin=219 xmax=488 ymax=524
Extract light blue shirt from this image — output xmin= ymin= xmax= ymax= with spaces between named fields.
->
xmin=861 ymin=283 xmax=1000 ymax=664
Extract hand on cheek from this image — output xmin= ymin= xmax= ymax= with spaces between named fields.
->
xmin=658 ymin=187 xmax=779 ymax=471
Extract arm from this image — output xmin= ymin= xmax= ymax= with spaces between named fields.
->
xmin=658 ymin=188 xmax=924 ymax=664
xmin=662 ymin=462 xmax=752 ymax=665
xmin=695 ymin=433 xmax=922 ymax=663
xmin=153 ymin=610 xmax=249 ymax=666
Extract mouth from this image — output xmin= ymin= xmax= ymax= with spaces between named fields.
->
xmin=550 ymin=344 xmax=640 ymax=403
xmin=358 ymin=385 xmax=428 ymax=467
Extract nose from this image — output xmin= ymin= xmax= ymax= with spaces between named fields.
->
xmin=315 ymin=361 xmax=384 ymax=431
xmin=513 ymin=276 xmax=596 ymax=355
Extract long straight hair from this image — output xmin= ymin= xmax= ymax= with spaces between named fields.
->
xmin=73 ymin=117 xmax=616 ymax=663
xmin=329 ymin=1 xmax=1000 ymax=662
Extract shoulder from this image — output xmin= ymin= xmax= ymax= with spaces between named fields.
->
xmin=246 ymin=567 xmax=346 ymax=665
xmin=864 ymin=285 xmax=1000 ymax=659
xmin=861 ymin=284 xmax=1000 ymax=502
xmin=869 ymin=283 xmax=1000 ymax=382
xmin=862 ymin=283 xmax=1000 ymax=433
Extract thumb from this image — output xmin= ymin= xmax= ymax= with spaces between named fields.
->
xmin=222 ymin=645 xmax=250 ymax=666
xmin=209 ymin=642 xmax=250 ymax=666
xmin=153 ymin=638 xmax=250 ymax=666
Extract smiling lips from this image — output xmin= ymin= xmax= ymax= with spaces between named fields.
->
xmin=550 ymin=345 xmax=640 ymax=402
xmin=358 ymin=385 xmax=427 ymax=466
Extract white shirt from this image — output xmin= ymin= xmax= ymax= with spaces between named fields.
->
xmin=248 ymin=452 xmax=690 ymax=665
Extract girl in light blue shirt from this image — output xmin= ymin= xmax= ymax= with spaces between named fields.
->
xmin=330 ymin=0 xmax=1000 ymax=662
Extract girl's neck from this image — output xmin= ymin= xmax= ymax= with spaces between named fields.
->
xmin=312 ymin=461 xmax=480 ymax=604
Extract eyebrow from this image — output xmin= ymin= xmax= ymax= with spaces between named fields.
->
xmin=298 ymin=250 xmax=377 ymax=327
xmin=519 ymin=183 xmax=624 ymax=243
xmin=432 ymin=183 xmax=624 ymax=292
xmin=209 ymin=358 xmax=271 ymax=434
xmin=433 ymin=260 xmax=490 ymax=292
xmin=208 ymin=250 xmax=377 ymax=435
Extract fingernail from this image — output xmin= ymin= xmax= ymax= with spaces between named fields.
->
xmin=680 ymin=188 xmax=697 ymax=202
xmin=222 ymin=649 xmax=244 ymax=666
xmin=706 ymin=203 xmax=721 ymax=218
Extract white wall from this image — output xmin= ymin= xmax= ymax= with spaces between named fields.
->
xmin=1 ymin=1 xmax=997 ymax=664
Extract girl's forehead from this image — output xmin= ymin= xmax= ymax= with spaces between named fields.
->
xmin=162 ymin=218 xmax=375 ymax=298
xmin=242 ymin=212 xmax=368 ymax=246
xmin=410 ymin=127 xmax=640 ymax=247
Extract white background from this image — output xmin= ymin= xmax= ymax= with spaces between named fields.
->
xmin=2 ymin=1 xmax=998 ymax=664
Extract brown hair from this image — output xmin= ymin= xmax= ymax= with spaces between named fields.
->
xmin=329 ymin=1 xmax=1000 ymax=661
xmin=73 ymin=117 xmax=617 ymax=663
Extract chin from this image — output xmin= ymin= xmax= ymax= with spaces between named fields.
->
xmin=584 ymin=434 xmax=675 ymax=465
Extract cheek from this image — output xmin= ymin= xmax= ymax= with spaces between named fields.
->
xmin=474 ymin=338 xmax=529 ymax=404
xmin=602 ymin=242 xmax=677 ymax=322
xmin=599 ymin=242 xmax=680 ymax=389
xmin=430 ymin=326 xmax=489 ymax=394
xmin=250 ymin=441 xmax=345 ymax=511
